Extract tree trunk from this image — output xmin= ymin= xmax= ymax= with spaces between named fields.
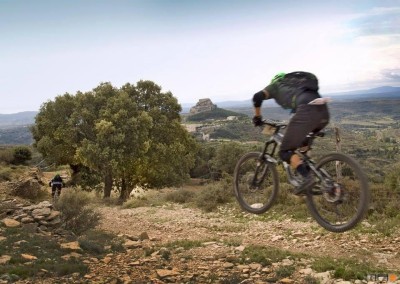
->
xmin=119 ymin=178 xmax=130 ymax=202
xmin=103 ymin=168 xmax=113 ymax=198
xmin=69 ymin=164 xmax=81 ymax=185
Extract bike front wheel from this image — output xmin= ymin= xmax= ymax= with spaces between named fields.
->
xmin=306 ymin=153 xmax=370 ymax=232
xmin=233 ymin=152 xmax=279 ymax=214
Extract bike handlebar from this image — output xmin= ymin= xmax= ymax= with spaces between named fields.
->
xmin=262 ymin=118 xmax=325 ymax=138
xmin=262 ymin=119 xmax=287 ymax=129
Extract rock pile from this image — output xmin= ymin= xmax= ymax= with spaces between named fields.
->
xmin=1 ymin=200 xmax=61 ymax=234
xmin=8 ymin=168 xmax=46 ymax=199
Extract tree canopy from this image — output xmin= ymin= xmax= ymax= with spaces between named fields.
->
xmin=31 ymin=80 xmax=198 ymax=200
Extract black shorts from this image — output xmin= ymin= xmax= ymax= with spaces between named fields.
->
xmin=280 ymin=103 xmax=330 ymax=152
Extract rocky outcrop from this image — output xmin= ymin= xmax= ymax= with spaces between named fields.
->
xmin=190 ymin=98 xmax=217 ymax=114
xmin=8 ymin=168 xmax=45 ymax=199
xmin=1 ymin=199 xmax=62 ymax=233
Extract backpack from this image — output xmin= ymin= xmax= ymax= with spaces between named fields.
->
xmin=273 ymin=71 xmax=319 ymax=109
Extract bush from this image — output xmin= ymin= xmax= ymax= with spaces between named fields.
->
xmin=195 ymin=176 xmax=233 ymax=212
xmin=164 ymin=189 xmax=195 ymax=204
xmin=56 ymin=189 xmax=101 ymax=235
xmin=78 ymin=230 xmax=125 ymax=256
xmin=12 ymin=146 xmax=32 ymax=165
xmin=0 ymin=166 xmax=12 ymax=181
xmin=0 ymin=148 xmax=14 ymax=165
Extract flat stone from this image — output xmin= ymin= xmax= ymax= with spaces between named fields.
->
xmin=280 ymin=278 xmax=294 ymax=284
xmin=156 ymin=269 xmax=180 ymax=278
xmin=32 ymin=207 xmax=51 ymax=217
xmin=123 ymin=240 xmax=142 ymax=249
xmin=0 ymin=255 xmax=11 ymax=264
xmin=21 ymin=254 xmax=38 ymax=260
xmin=61 ymin=252 xmax=82 ymax=260
xmin=60 ymin=241 xmax=81 ymax=251
xmin=2 ymin=218 xmax=20 ymax=227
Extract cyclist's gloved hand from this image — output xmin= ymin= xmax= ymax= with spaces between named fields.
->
xmin=252 ymin=115 xmax=263 ymax=126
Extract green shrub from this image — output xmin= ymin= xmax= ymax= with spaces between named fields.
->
xmin=78 ymin=230 xmax=125 ymax=255
xmin=0 ymin=148 xmax=14 ymax=164
xmin=0 ymin=166 xmax=12 ymax=181
xmin=304 ymin=275 xmax=320 ymax=284
xmin=384 ymin=162 xmax=400 ymax=193
xmin=276 ymin=265 xmax=295 ymax=278
xmin=56 ymin=189 xmax=101 ymax=235
xmin=164 ymin=189 xmax=195 ymax=204
xmin=12 ymin=146 xmax=32 ymax=165
xmin=240 ymin=245 xmax=294 ymax=266
xmin=123 ymin=196 xmax=151 ymax=208
xmin=312 ymin=256 xmax=383 ymax=280
xmin=195 ymin=177 xmax=233 ymax=212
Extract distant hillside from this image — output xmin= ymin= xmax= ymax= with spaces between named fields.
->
xmin=0 ymin=126 xmax=33 ymax=145
xmin=185 ymin=107 xmax=247 ymax=122
xmin=192 ymin=86 xmax=400 ymax=110
xmin=0 ymin=111 xmax=37 ymax=128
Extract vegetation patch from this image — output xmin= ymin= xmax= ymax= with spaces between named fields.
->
xmin=0 ymin=227 xmax=88 ymax=279
xmin=78 ymin=230 xmax=125 ymax=256
xmin=164 ymin=188 xmax=195 ymax=204
xmin=240 ymin=245 xmax=300 ymax=266
xmin=56 ymin=189 xmax=101 ymax=235
xmin=312 ymin=256 xmax=388 ymax=280
xmin=195 ymin=178 xmax=234 ymax=212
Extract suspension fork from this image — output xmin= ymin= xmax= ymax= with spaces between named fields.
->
xmin=251 ymin=140 xmax=277 ymax=186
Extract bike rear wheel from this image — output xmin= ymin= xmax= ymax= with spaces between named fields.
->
xmin=233 ymin=152 xmax=279 ymax=214
xmin=306 ymin=153 xmax=370 ymax=232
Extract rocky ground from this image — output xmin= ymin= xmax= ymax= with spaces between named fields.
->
xmin=1 ymin=174 xmax=399 ymax=284
xmin=84 ymin=203 xmax=400 ymax=284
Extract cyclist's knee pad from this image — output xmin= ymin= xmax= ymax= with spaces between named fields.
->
xmin=279 ymin=150 xmax=294 ymax=163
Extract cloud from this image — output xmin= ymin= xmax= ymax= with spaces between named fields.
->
xmin=381 ymin=69 xmax=400 ymax=81
xmin=351 ymin=6 xmax=400 ymax=36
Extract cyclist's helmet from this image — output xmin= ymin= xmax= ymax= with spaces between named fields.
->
xmin=271 ymin=72 xmax=286 ymax=84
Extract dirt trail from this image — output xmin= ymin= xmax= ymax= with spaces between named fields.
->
xmin=97 ymin=202 xmax=400 ymax=272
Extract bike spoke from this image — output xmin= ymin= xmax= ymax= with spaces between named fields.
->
xmin=234 ymin=152 xmax=279 ymax=214
xmin=306 ymin=153 xmax=369 ymax=232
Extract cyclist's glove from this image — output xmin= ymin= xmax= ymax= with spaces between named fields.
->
xmin=252 ymin=115 xmax=263 ymax=126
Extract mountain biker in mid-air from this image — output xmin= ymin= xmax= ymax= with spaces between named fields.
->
xmin=252 ymin=71 xmax=330 ymax=195
xmin=49 ymin=173 xmax=64 ymax=199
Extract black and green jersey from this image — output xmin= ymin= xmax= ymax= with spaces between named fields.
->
xmin=266 ymin=71 xmax=319 ymax=110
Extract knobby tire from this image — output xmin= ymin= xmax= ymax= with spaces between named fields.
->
xmin=305 ymin=153 xmax=370 ymax=232
xmin=233 ymin=152 xmax=279 ymax=214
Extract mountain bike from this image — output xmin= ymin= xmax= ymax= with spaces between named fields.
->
xmin=233 ymin=119 xmax=370 ymax=232
xmin=50 ymin=182 xmax=63 ymax=204
xmin=52 ymin=188 xmax=60 ymax=203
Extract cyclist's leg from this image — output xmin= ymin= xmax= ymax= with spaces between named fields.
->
xmin=280 ymin=104 xmax=329 ymax=163
xmin=51 ymin=186 xmax=56 ymax=198
xmin=280 ymin=104 xmax=329 ymax=193
xmin=57 ymin=185 xmax=62 ymax=197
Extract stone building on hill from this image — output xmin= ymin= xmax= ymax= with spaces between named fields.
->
xmin=190 ymin=98 xmax=217 ymax=114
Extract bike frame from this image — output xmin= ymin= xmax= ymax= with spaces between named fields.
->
xmin=257 ymin=124 xmax=327 ymax=189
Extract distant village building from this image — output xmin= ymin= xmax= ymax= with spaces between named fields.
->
xmin=202 ymin=132 xmax=210 ymax=141
xmin=190 ymin=98 xmax=217 ymax=114
xmin=227 ymin=116 xmax=238 ymax=121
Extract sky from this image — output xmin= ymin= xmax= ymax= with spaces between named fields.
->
xmin=1 ymin=0 xmax=400 ymax=113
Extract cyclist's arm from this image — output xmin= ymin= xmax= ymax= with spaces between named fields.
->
xmin=253 ymin=89 xmax=269 ymax=116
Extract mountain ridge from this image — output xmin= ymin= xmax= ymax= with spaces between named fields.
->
xmin=1 ymin=86 xmax=400 ymax=123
